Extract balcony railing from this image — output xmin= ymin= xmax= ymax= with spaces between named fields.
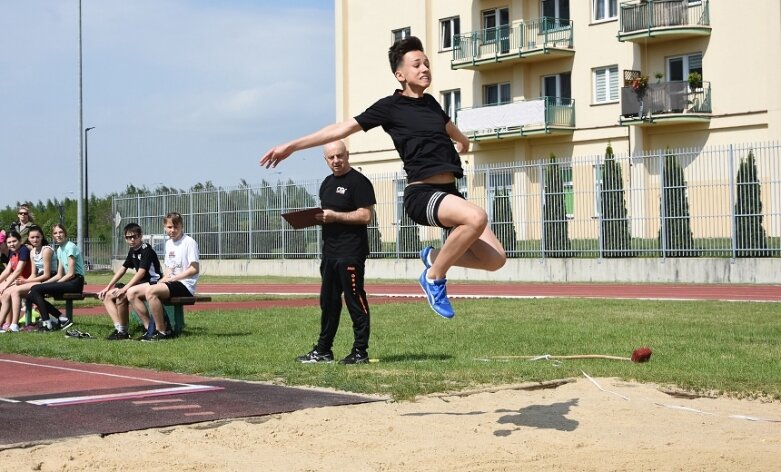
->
xmin=621 ymin=80 xmax=712 ymax=123
xmin=456 ymin=97 xmax=575 ymax=140
xmin=618 ymin=0 xmax=711 ymax=41
xmin=452 ymin=17 xmax=574 ymax=69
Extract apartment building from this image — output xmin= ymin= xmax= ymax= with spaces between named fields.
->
xmin=336 ymin=0 xmax=780 ymax=170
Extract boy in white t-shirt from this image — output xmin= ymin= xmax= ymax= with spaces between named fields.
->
xmin=132 ymin=212 xmax=200 ymax=341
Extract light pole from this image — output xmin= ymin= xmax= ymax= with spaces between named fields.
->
xmin=84 ymin=126 xmax=95 ymax=241
xmin=77 ymin=0 xmax=85 ymax=250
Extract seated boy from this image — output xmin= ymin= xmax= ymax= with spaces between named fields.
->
xmin=132 ymin=212 xmax=200 ymax=341
xmin=97 ymin=223 xmax=162 ymax=340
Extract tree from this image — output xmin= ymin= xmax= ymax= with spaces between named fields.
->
xmin=735 ymin=150 xmax=770 ymax=257
xmin=659 ymin=151 xmax=698 ymax=257
xmin=491 ymin=188 xmax=517 ymax=255
xmin=543 ymin=153 xmax=571 ymax=257
xmin=600 ymin=144 xmax=634 ymax=257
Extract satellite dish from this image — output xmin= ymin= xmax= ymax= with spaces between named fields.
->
xmin=114 ymin=212 xmax=122 ymax=229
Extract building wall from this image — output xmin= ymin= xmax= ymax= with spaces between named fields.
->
xmin=336 ymin=0 xmax=781 ymax=171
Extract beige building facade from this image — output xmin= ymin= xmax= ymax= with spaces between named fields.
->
xmin=335 ymin=0 xmax=780 ymax=170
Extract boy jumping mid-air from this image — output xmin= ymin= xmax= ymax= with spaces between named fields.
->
xmin=260 ymin=36 xmax=506 ymax=318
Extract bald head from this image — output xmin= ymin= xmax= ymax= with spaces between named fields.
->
xmin=323 ymin=140 xmax=351 ymax=176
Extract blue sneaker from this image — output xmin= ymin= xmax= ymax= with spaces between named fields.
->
xmin=418 ymin=269 xmax=455 ymax=319
xmin=419 ymin=246 xmax=433 ymax=269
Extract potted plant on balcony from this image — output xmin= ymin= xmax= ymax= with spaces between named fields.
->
xmin=631 ymin=74 xmax=649 ymax=97
xmin=654 ymin=72 xmax=663 ymax=83
xmin=688 ymin=71 xmax=702 ymax=91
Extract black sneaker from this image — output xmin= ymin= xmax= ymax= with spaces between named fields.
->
xmin=65 ymin=329 xmax=93 ymax=339
xmin=296 ymin=346 xmax=334 ymax=363
xmin=141 ymin=330 xmax=175 ymax=342
xmin=106 ymin=330 xmax=131 ymax=340
xmin=339 ymin=350 xmax=369 ymax=365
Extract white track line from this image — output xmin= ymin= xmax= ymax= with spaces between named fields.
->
xmin=0 ymin=358 xmax=221 ymax=406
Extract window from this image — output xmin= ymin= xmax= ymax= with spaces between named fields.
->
xmin=484 ymin=83 xmax=511 ymax=106
xmin=593 ymin=66 xmax=619 ymax=104
xmin=592 ymin=0 xmax=617 ymax=22
xmin=668 ymin=53 xmax=702 ymax=82
xmin=392 ymin=27 xmax=411 ymax=44
xmin=441 ymin=89 xmax=461 ymax=120
xmin=440 ymin=17 xmax=460 ymax=50
xmin=482 ymin=7 xmax=510 ymax=53
xmin=543 ymin=73 xmax=572 ymax=104
xmin=542 ymin=0 xmax=571 ymax=29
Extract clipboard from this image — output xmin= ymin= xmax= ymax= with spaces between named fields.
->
xmin=281 ymin=207 xmax=323 ymax=229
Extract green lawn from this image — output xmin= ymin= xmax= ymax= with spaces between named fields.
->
xmin=2 ymin=297 xmax=778 ymax=401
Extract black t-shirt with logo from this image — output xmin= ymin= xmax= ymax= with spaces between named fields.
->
xmin=319 ymin=168 xmax=376 ymax=258
xmin=354 ymin=90 xmax=464 ymax=182
xmin=122 ymin=243 xmax=162 ymax=283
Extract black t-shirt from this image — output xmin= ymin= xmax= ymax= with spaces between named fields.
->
xmin=354 ymin=90 xmax=464 ymax=182
xmin=122 ymin=243 xmax=162 ymax=283
xmin=319 ymin=168 xmax=376 ymax=258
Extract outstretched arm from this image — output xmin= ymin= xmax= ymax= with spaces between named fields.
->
xmin=446 ymin=121 xmax=470 ymax=154
xmin=259 ymin=119 xmax=362 ymax=169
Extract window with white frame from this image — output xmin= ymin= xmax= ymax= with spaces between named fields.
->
xmin=482 ymin=7 xmax=510 ymax=52
xmin=593 ymin=65 xmax=619 ymax=104
xmin=392 ymin=27 xmax=411 ymax=44
xmin=543 ymin=73 xmax=572 ymax=105
xmin=542 ymin=0 xmax=571 ymax=29
xmin=441 ymin=89 xmax=461 ymax=120
xmin=484 ymin=82 xmax=511 ymax=106
xmin=592 ymin=0 xmax=617 ymax=22
xmin=667 ymin=53 xmax=703 ymax=83
xmin=440 ymin=16 xmax=460 ymax=50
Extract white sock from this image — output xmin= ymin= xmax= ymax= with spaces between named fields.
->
xmin=426 ymin=251 xmax=433 ymax=267
xmin=10 ymin=324 xmax=19 ymax=332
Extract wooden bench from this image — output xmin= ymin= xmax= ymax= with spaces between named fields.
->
xmin=25 ymin=292 xmax=99 ymax=326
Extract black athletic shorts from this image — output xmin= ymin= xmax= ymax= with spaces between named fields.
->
xmin=403 ymin=181 xmax=464 ymax=229
xmin=164 ymin=281 xmax=192 ymax=297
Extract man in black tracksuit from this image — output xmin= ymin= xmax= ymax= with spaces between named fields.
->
xmin=296 ymin=140 xmax=377 ymax=365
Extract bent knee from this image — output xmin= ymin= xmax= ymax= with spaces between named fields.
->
xmin=487 ymin=251 xmax=507 ymax=271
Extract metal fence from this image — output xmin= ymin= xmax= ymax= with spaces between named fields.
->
xmin=112 ymin=141 xmax=781 ymax=261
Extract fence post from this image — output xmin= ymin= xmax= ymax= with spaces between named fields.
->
xmin=538 ymin=163 xmax=545 ymax=259
xmin=247 ymin=188 xmax=253 ymax=258
xmin=659 ymin=150 xmax=667 ymax=260
xmin=728 ymin=144 xmax=737 ymax=260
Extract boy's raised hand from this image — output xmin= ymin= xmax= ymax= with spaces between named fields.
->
xmin=260 ymin=144 xmax=293 ymax=169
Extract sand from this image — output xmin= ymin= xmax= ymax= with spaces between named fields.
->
xmin=2 ymin=377 xmax=780 ymax=471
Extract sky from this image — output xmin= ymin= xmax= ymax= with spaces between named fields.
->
xmin=0 ymin=0 xmax=336 ymax=209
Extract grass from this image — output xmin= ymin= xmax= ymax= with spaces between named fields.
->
xmin=2 ymin=297 xmax=779 ymax=401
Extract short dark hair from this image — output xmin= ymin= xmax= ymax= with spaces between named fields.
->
xmin=388 ymin=36 xmax=424 ymax=73
xmin=123 ymin=222 xmax=142 ymax=236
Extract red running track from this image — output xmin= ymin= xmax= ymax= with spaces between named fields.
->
xmin=81 ymin=282 xmax=781 ymax=304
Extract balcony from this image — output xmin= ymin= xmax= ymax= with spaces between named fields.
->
xmin=620 ymin=81 xmax=712 ymax=126
xmin=452 ymin=17 xmax=574 ymax=70
xmin=456 ymin=97 xmax=575 ymax=141
xmin=618 ymin=0 xmax=711 ymax=43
